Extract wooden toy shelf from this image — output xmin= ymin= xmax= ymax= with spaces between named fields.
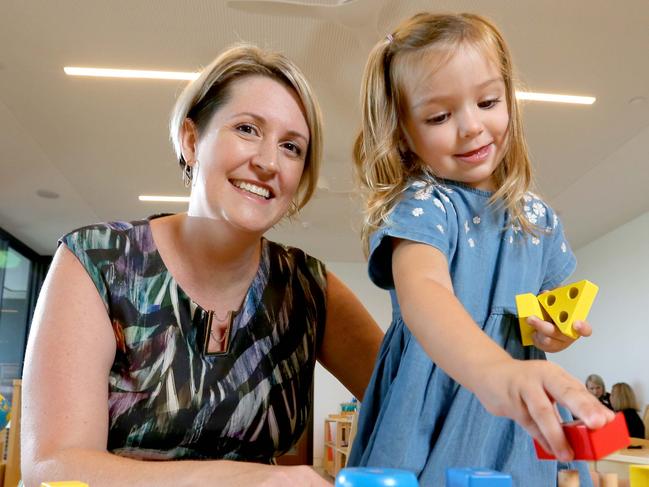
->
xmin=323 ymin=413 xmax=356 ymax=478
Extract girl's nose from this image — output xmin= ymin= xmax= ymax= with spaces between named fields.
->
xmin=458 ymin=109 xmax=484 ymax=139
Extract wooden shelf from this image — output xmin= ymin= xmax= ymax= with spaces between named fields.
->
xmin=323 ymin=412 xmax=357 ymax=479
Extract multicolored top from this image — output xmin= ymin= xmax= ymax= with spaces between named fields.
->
xmin=60 ymin=217 xmax=327 ymax=462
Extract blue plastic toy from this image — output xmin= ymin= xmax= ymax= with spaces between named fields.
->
xmin=336 ymin=467 xmax=419 ymax=487
xmin=0 ymin=393 xmax=10 ymax=430
xmin=446 ymin=467 xmax=512 ymax=486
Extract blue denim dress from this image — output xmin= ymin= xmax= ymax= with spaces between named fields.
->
xmin=347 ymin=178 xmax=592 ymax=486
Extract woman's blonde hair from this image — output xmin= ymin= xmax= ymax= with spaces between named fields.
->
xmin=170 ymin=43 xmax=323 ymax=215
xmin=611 ymin=382 xmax=639 ymax=411
xmin=354 ymin=12 xmax=534 ymax=253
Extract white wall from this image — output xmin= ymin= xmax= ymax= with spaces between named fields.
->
xmin=312 ymin=261 xmax=392 ymax=466
xmin=549 ymin=210 xmax=649 ymax=408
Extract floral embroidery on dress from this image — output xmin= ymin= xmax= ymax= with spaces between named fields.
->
xmin=436 ymin=224 xmax=445 ymax=234
xmin=434 ymin=198 xmax=445 ymax=212
xmin=468 ymin=238 xmax=475 ymax=248
xmin=412 ymin=180 xmax=427 ymax=188
xmin=473 ymin=216 xmax=481 ymax=225
xmin=531 ymin=236 xmax=540 ymax=245
xmin=464 ymin=221 xmax=470 ymax=234
xmin=412 ymin=208 xmax=424 ymax=217
xmin=415 ymin=188 xmax=433 ymax=200
xmin=561 ymin=242 xmax=567 ymax=253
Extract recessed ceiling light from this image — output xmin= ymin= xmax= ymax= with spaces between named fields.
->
xmin=36 ymin=189 xmax=60 ymax=199
xmin=64 ymin=67 xmax=199 ymax=81
xmin=516 ymin=91 xmax=595 ymax=105
xmin=139 ymin=195 xmax=190 ymax=203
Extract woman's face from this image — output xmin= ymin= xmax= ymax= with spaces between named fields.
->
xmin=184 ymin=75 xmax=309 ymax=234
xmin=586 ymin=381 xmax=604 ymax=398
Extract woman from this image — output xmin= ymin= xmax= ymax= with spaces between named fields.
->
xmin=586 ymin=374 xmax=613 ymax=410
xmin=21 ymin=44 xmax=383 ymax=487
xmin=610 ymin=382 xmax=645 ymax=439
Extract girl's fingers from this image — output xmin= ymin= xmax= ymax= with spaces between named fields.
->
xmin=522 ymin=387 xmax=573 ymax=461
xmin=544 ymin=368 xmax=615 ymax=430
xmin=572 ymin=320 xmax=592 ymax=337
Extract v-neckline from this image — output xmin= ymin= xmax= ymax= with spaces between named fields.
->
xmin=144 ymin=217 xmax=269 ymax=316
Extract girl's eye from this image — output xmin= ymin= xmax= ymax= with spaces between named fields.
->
xmin=282 ymin=142 xmax=303 ymax=157
xmin=236 ymin=123 xmax=259 ymax=136
xmin=426 ymin=113 xmax=450 ymax=125
xmin=478 ymin=98 xmax=501 ymax=109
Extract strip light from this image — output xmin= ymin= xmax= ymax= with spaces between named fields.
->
xmin=139 ymin=195 xmax=190 ymax=203
xmin=516 ymin=91 xmax=595 ymax=105
xmin=65 ymin=68 xmax=596 ymax=105
xmin=64 ymin=67 xmax=199 ymax=81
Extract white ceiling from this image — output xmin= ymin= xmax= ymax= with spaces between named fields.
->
xmin=0 ymin=0 xmax=648 ymax=262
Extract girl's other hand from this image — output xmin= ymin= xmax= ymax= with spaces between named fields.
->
xmin=476 ymin=359 xmax=616 ymax=462
xmin=526 ymin=316 xmax=592 ymax=352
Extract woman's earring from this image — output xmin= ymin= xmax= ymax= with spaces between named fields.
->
xmin=182 ymin=164 xmax=193 ymax=188
xmin=191 ymin=161 xmax=199 ymax=187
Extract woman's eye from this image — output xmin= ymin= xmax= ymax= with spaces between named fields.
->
xmin=282 ymin=142 xmax=303 ymax=157
xmin=427 ymin=113 xmax=449 ymax=125
xmin=236 ymin=123 xmax=259 ymax=136
xmin=478 ymin=98 xmax=500 ymax=109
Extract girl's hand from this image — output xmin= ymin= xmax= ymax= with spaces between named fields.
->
xmin=526 ymin=316 xmax=592 ymax=352
xmin=475 ymin=359 xmax=615 ymax=462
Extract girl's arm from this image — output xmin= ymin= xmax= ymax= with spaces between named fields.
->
xmin=21 ymin=246 xmax=332 ymax=487
xmin=317 ymin=271 xmax=384 ymax=400
xmin=391 ymin=239 xmax=614 ymax=462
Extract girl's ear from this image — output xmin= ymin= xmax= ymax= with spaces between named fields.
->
xmin=180 ymin=118 xmax=198 ymax=166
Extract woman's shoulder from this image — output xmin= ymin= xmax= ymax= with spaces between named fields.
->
xmin=265 ymin=239 xmax=326 ymax=273
xmin=60 ymin=218 xmax=151 ymax=250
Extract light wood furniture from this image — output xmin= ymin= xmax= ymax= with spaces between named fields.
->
xmin=2 ymin=380 xmax=21 ymax=487
xmin=323 ymin=412 xmax=358 ymax=478
xmin=643 ymin=405 xmax=649 ymax=440
xmin=591 ymin=437 xmax=649 ymax=480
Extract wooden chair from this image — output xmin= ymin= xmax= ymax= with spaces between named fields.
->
xmin=2 ymin=380 xmax=21 ymax=487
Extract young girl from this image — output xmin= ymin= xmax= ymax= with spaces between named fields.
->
xmin=347 ymin=12 xmax=614 ymax=486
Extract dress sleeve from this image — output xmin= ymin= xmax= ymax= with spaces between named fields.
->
xmin=58 ymin=223 xmax=117 ymax=311
xmin=368 ymin=182 xmax=458 ymax=289
xmin=540 ymin=207 xmax=576 ymax=291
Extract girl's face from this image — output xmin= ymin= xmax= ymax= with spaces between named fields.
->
xmin=402 ymin=44 xmax=509 ymax=191
xmin=183 ymin=75 xmax=309 ymax=234
xmin=586 ymin=381 xmax=604 ymax=398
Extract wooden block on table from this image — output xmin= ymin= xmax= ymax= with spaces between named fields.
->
xmin=535 ymin=412 xmax=631 ymax=460
xmin=446 ymin=467 xmax=512 ymax=486
xmin=41 ymin=483 xmax=89 ymax=487
xmin=630 ymin=465 xmax=649 ymax=487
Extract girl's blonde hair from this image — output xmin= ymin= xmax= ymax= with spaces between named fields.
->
xmin=610 ymin=382 xmax=639 ymax=411
xmin=354 ymin=12 xmax=534 ymax=253
xmin=170 ymin=43 xmax=323 ymax=215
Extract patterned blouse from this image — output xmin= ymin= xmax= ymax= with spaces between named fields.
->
xmin=60 ymin=217 xmax=327 ymax=462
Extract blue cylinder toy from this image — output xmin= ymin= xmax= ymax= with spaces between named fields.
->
xmin=335 ymin=467 xmax=419 ymax=487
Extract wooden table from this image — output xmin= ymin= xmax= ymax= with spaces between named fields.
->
xmin=592 ymin=438 xmax=649 ymax=480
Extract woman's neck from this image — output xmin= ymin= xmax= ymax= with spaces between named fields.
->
xmin=150 ymin=213 xmax=263 ymax=311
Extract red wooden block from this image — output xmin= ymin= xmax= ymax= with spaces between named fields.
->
xmin=534 ymin=412 xmax=630 ymax=460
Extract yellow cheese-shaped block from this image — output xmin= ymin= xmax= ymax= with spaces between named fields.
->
xmin=629 ymin=464 xmax=649 ymax=486
xmin=537 ymin=280 xmax=598 ymax=339
xmin=41 ymin=482 xmax=89 ymax=487
xmin=515 ymin=293 xmax=544 ymax=346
